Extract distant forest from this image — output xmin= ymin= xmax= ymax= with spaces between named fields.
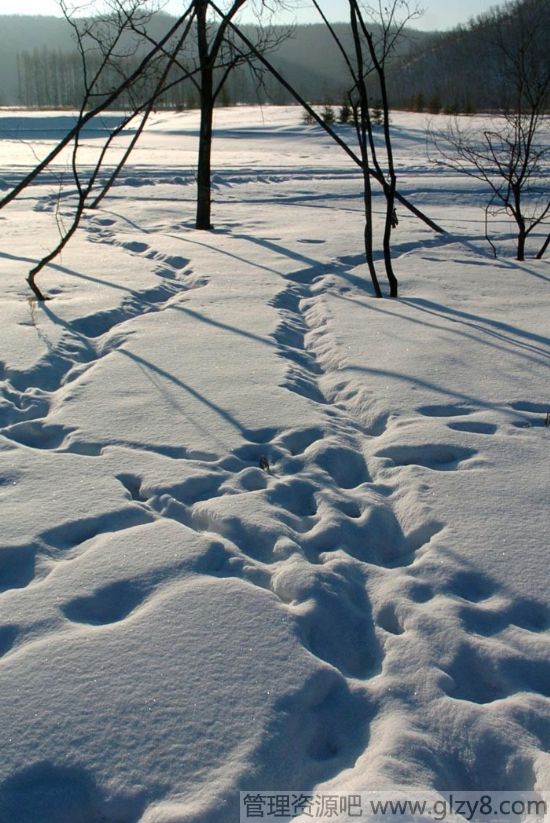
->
xmin=1 ymin=5 xmax=549 ymax=112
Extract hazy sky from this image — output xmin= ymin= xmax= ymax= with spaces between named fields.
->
xmin=0 ymin=0 xmax=506 ymax=30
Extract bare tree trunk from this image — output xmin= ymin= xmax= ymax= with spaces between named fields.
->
xmin=90 ymin=18 xmax=198 ymax=211
xmin=376 ymin=62 xmax=398 ymax=297
xmin=195 ymin=0 xmax=214 ymax=230
xmin=348 ymin=1 xmax=382 ymax=298
xmin=517 ymin=228 xmax=526 ymax=261
xmin=196 ymin=71 xmax=214 ymax=229
xmin=91 ymin=110 xmax=153 ymax=210
xmin=514 ymin=189 xmax=526 ymax=261
xmin=354 ymin=1 xmax=402 ymax=297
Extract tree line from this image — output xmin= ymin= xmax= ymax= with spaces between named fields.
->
xmin=4 ymin=3 xmax=549 ymax=113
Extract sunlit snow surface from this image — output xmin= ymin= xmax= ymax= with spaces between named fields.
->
xmin=0 ymin=106 xmax=548 ymax=823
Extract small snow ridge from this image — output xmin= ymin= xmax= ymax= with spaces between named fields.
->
xmin=40 ymin=508 xmax=153 ymax=552
xmin=276 ymin=426 xmax=324 ymax=455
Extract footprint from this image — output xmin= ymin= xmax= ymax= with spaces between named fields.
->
xmin=442 ymin=641 xmax=550 ymax=703
xmin=283 ymin=366 xmax=326 ymax=404
xmin=375 ymin=444 xmax=477 ymax=471
xmin=159 ymin=473 xmax=224 ymax=507
xmin=274 ymin=565 xmax=379 ymax=678
xmin=337 ymin=499 xmax=362 ymax=518
xmin=163 ymin=255 xmax=189 ymax=270
xmin=0 ymin=624 xmax=19 ymax=656
xmin=0 ymin=763 xmax=103 ymax=823
xmin=241 ymin=427 xmax=280 ymax=444
xmin=93 ymin=217 xmax=115 ymax=226
xmin=418 ymin=404 xmax=475 ymax=417
xmin=309 ymin=442 xmax=370 ymax=488
xmin=376 ymin=603 xmax=405 ymax=635
xmin=266 ymin=478 xmax=317 ymax=517
xmin=439 ymin=569 xmax=496 ymax=603
xmin=0 ymin=545 xmax=37 ymax=593
xmin=2 ymin=421 xmax=76 ymax=450
xmin=116 ymin=473 xmax=148 ymax=503
xmin=71 ymin=283 xmax=177 ymax=338
xmin=458 ymin=597 xmax=548 ymax=636
xmin=447 ymin=421 xmax=497 ymax=435
xmin=301 ymin=675 xmax=371 ymax=769
xmin=509 ymin=401 xmax=548 ymax=414
xmin=277 ymin=426 xmax=324 ymax=456
xmin=122 ymin=241 xmax=150 ymax=254
xmin=61 ymin=580 xmax=147 ymax=625
xmin=406 ymin=581 xmax=434 ymax=603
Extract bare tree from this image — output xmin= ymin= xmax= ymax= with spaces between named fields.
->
xmin=193 ymin=0 xmax=290 ymax=229
xmin=0 ymin=2 xmax=193 ymax=213
xmin=101 ymin=0 xmax=291 ymax=229
xmin=312 ymin=0 xmax=420 ymax=296
xmin=430 ymin=0 xmax=550 ymax=261
xmin=213 ymin=1 xmax=445 ymax=299
xmin=2 ymin=0 xmax=288 ymax=298
xmin=3 ymin=0 xmax=445 ymax=300
xmin=20 ymin=0 xmax=197 ymax=300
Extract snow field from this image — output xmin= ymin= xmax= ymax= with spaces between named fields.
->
xmin=0 ymin=107 xmax=548 ymax=822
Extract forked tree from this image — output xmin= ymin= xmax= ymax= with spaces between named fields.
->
xmin=192 ymin=0 xmax=289 ymax=228
xmin=311 ymin=0 xmax=420 ymax=296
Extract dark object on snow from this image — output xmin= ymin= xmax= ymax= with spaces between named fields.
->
xmin=259 ymin=455 xmax=270 ymax=472
xmin=391 ymin=208 xmax=399 ymax=228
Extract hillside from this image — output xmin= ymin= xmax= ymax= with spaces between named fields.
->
xmin=0 ymin=13 xmax=432 ymax=108
xmin=2 ymin=2 xmax=547 ymax=112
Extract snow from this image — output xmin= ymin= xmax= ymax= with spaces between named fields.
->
xmin=0 ymin=106 xmax=548 ymax=822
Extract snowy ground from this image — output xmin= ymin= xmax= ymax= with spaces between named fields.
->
xmin=0 ymin=106 xmax=548 ymax=823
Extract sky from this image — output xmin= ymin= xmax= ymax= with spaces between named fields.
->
xmin=0 ymin=0 xmax=507 ymax=30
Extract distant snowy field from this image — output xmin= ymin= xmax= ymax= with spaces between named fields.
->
xmin=0 ymin=106 xmax=548 ymax=823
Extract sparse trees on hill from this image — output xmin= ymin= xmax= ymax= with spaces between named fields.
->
xmin=430 ymin=0 xmax=550 ymax=260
